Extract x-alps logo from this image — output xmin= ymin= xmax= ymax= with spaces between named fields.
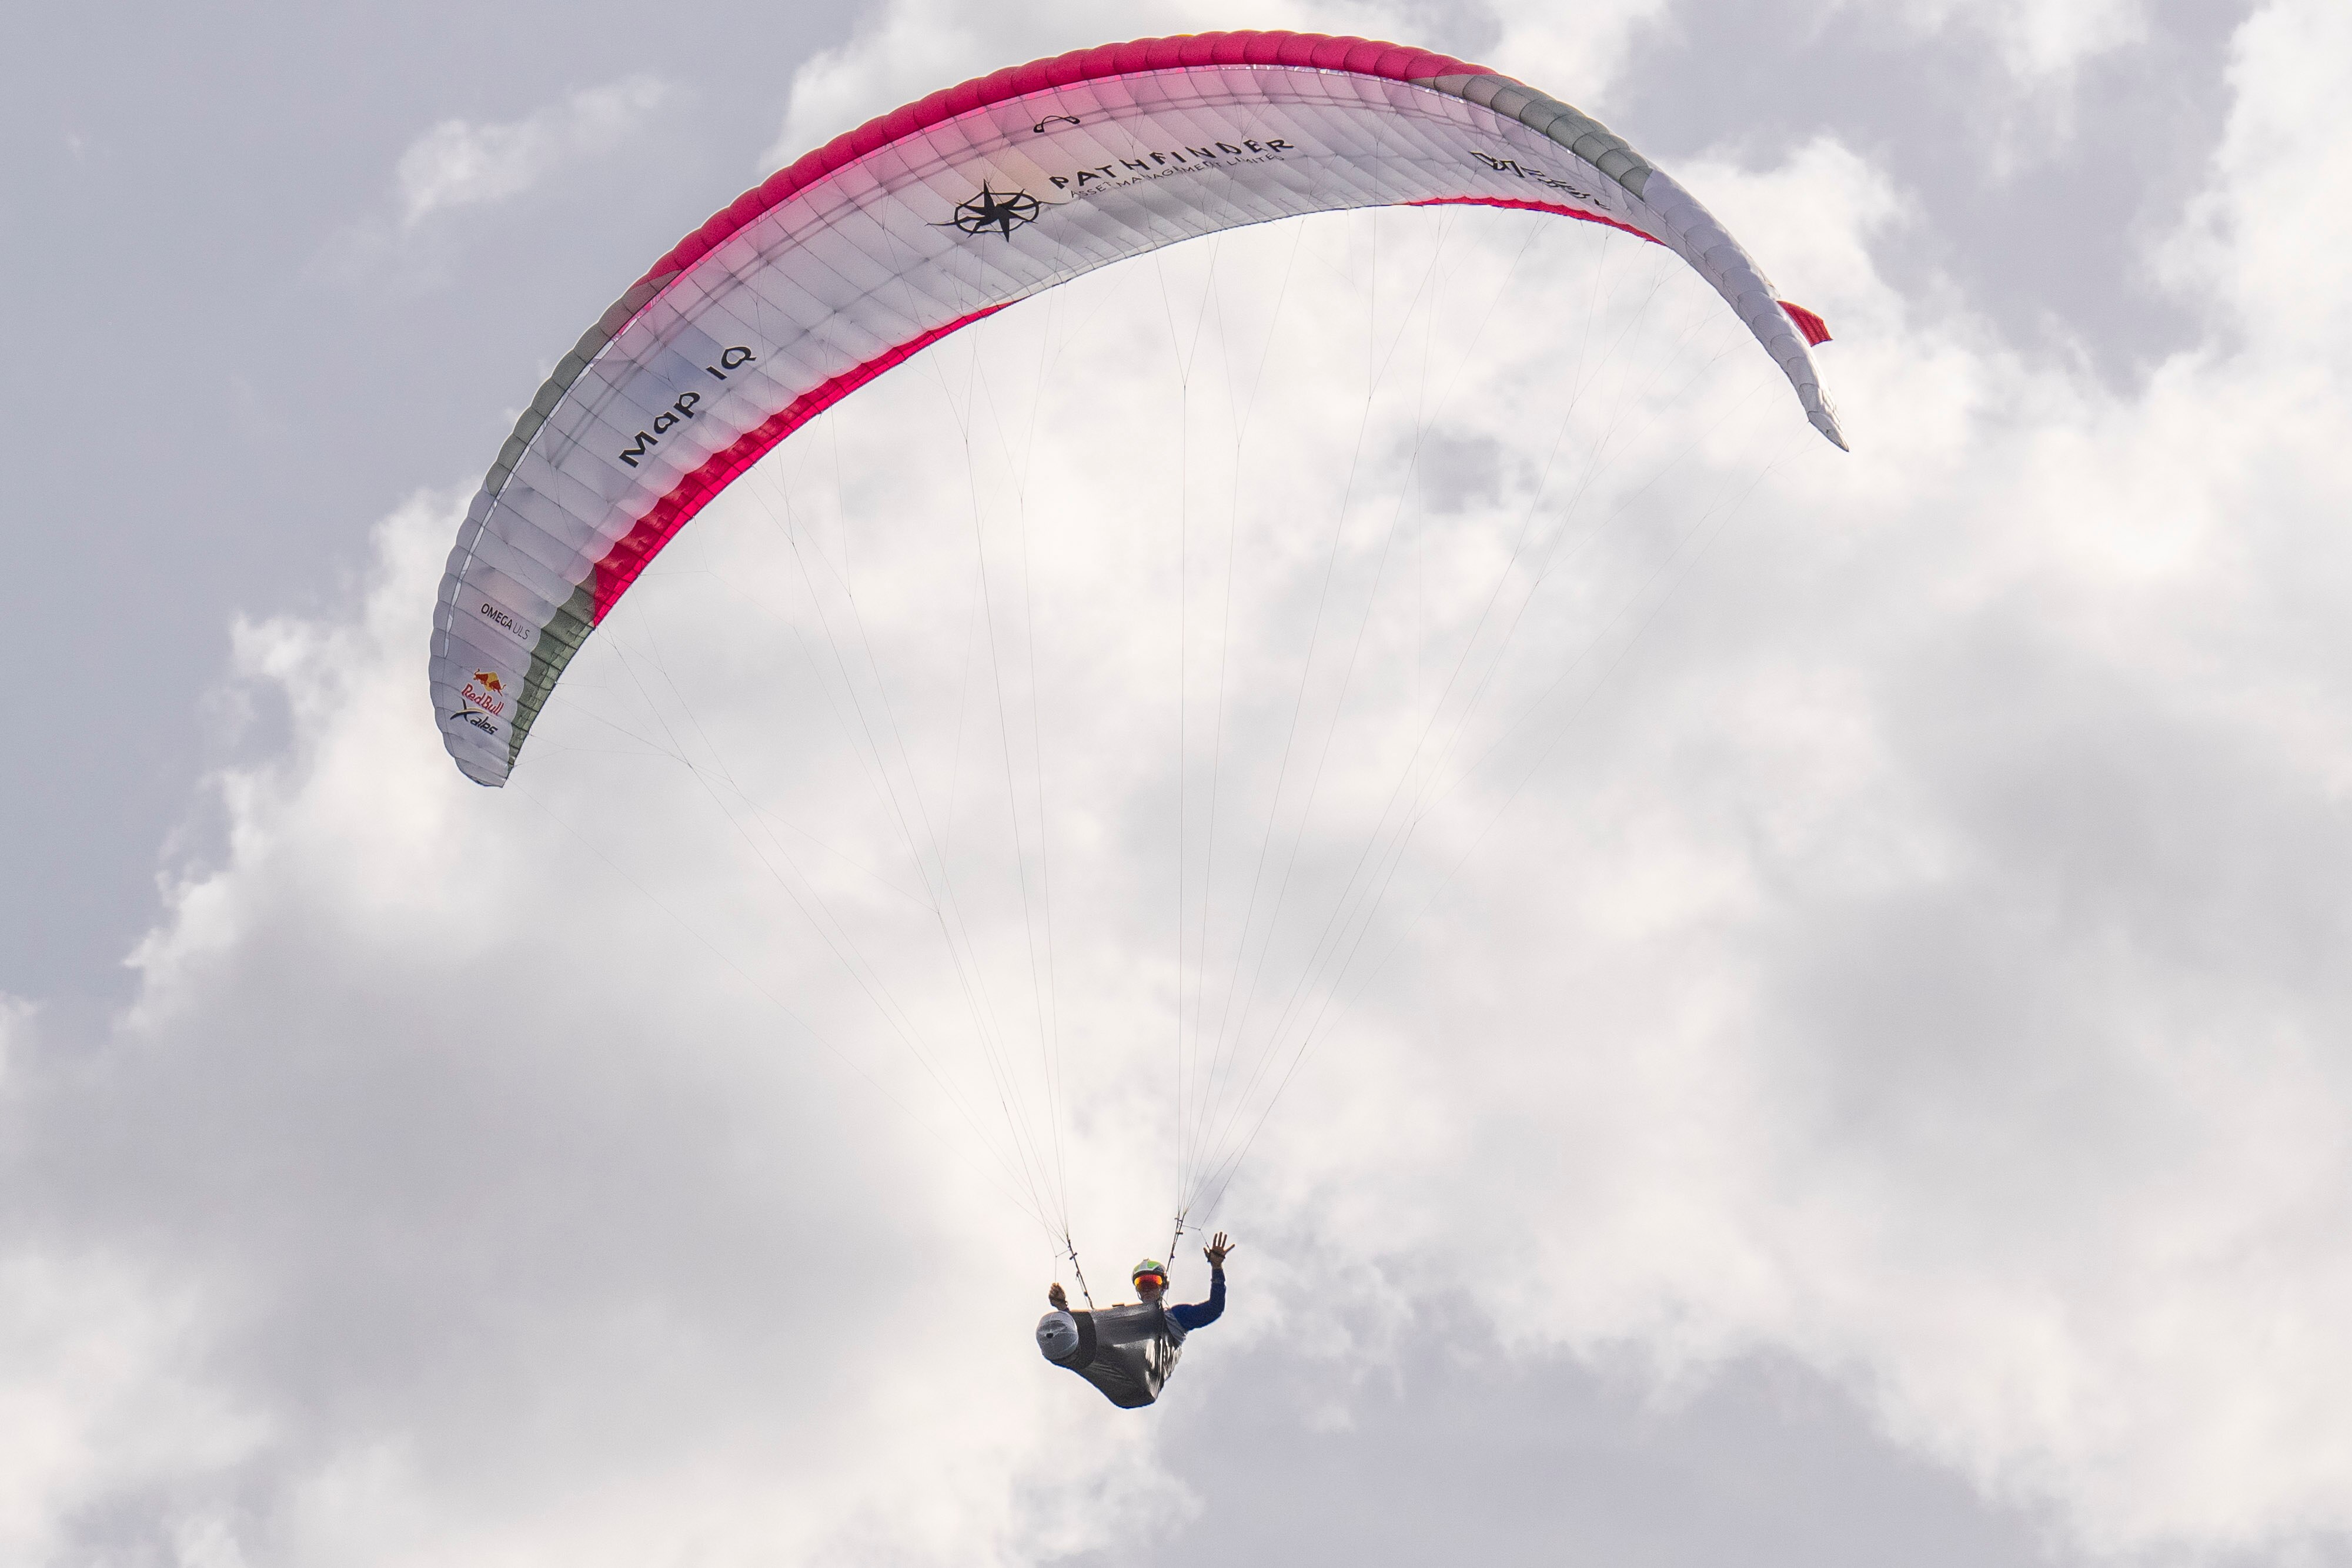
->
xmin=941 ymin=182 xmax=1044 ymax=240
xmin=449 ymin=702 xmax=502 ymax=736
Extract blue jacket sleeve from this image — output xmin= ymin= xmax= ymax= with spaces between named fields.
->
xmin=1170 ymin=1268 xmax=1225 ymax=1331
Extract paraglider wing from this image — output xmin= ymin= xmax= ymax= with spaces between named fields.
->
xmin=430 ymin=29 xmax=1844 ymax=786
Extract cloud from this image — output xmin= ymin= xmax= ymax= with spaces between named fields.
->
xmin=312 ymin=76 xmax=673 ymax=292
xmin=11 ymin=0 xmax=2352 ymax=1562
xmin=6 ymin=490 xmax=1194 ymax=1564
xmin=1895 ymin=0 xmax=2149 ymax=80
xmin=396 ymin=77 xmax=669 ymax=228
xmin=0 ymin=994 xmax=26 ymax=1089
xmin=0 ymin=1252 xmax=265 ymax=1566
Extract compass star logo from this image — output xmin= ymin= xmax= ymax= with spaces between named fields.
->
xmin=946 ymin=182 xmax=1042 ymax=240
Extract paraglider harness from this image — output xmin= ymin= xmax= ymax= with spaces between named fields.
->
xmin=1037 ymin=1299 xmax=1190 ymax=1409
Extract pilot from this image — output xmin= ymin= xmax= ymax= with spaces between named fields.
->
xmin=1038 ymin=1233 xmax=1234 ymax=1407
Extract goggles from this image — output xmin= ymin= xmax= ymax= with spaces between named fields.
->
xmin=1132 ymin=1272 xmax=1167 ymax=1289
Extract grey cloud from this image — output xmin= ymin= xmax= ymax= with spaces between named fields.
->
xmin=1088 ymin=1323 xmax=2083 ymax=1568
xmin=1610 ymin=0 xmax=2256 ymax=383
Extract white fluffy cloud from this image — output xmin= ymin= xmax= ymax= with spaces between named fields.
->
xmin=396 ymin=77 xmax=669 ymax=228
xmin=10 ymin=0 xmax=2352 ymax=1562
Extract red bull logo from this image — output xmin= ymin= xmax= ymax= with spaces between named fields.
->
xmin=460 ymin=670 xmax=507 ymax=717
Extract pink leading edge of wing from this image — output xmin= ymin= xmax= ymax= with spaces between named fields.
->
xmin=627 ymin=32 xmax=1491 ymax=296
xmin=589 ymin=304 xmax=1008 ymax=622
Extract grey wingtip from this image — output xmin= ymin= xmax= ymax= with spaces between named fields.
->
xmin=455 ymin=757 xmax=510 ymax=789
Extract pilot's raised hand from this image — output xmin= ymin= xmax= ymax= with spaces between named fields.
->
xmin=1048 ymin=1282 xmax=1069 ymax=1310
xmin=1202 ymin=1232 xmax=1234 ymax=1269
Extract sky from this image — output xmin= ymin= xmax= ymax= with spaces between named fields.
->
xmin=6 ymin=0 xmax=2351 ymax=1564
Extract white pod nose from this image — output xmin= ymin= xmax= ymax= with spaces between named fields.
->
xmin=1037 ymin=1310 xmax=1081 ymax=1362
